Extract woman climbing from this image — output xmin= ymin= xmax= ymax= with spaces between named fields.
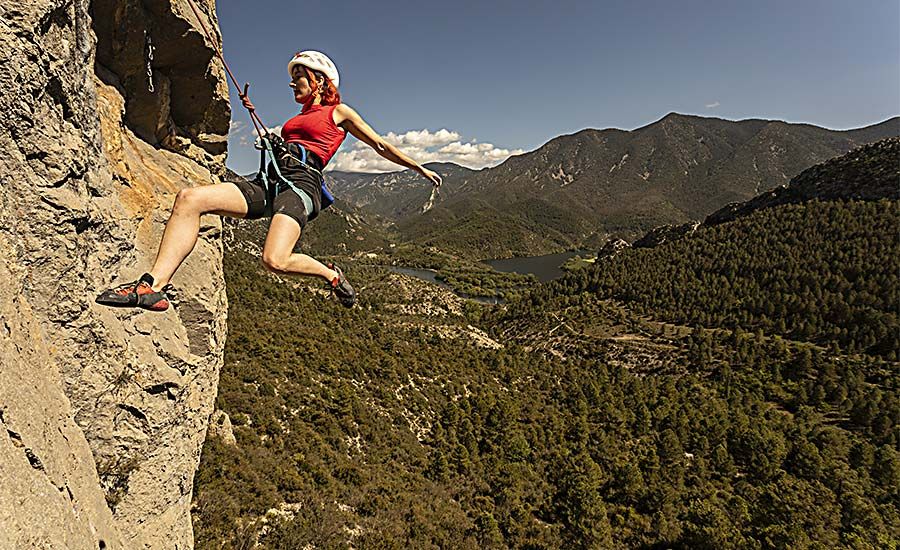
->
xmin=96 ymin=50 xmax=442 ymax=311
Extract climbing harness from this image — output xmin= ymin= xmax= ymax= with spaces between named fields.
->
xmin=277 ymin=140 xmax=335 ymax=210
xmin=256 ymin=136 xmax=334 ymax=219
xmin=184 ymin=0 xmax=336 ymax=214
xmin=144 ymin=29 xmax=155 ymax=93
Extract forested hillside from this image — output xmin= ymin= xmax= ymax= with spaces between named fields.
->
xmin=564 ymin=200 xmax=898 ymax=358
xmin=192 ymin=138 xmax=899 ymax=548
xmin=194 ymin=247 xmax=898 ymax=548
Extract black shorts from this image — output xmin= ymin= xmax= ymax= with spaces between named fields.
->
xmin=230 ymin=144 xmax=324 ymax=229
xmin=232 ymin=176 xmax=312 ymax=229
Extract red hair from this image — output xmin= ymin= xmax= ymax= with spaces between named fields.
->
xmin=300 ymin=65 xmax=341 ymax=111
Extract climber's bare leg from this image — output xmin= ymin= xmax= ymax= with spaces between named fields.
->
xmin=149 ymin=183 xmax=248 ymax=289
xmin=260 ymin=213 xmax=337 ymax=281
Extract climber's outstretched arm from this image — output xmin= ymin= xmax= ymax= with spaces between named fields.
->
xmin=334 ymin=104 xmax=442 ymax=188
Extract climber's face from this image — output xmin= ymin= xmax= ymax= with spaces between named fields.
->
xmin=289 ymin=66 xmax=318 ymax=103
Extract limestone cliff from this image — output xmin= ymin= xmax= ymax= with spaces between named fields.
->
xmin=0 ymin=0 xmax=230 ymax=548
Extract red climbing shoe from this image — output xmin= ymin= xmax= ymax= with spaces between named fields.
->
xmin=327 ymin=263 xmax=356 ymax=308
xmin=95 ymin=273 xmax=174 ymax=312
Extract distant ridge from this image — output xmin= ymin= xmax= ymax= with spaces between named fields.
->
xmin=328 ymin=161 xmax=479 ymax=220
xmin=328 ymin=113 xmax=898 ymax=258
xmin=624 ymin=136 xmax=899 ymax=249
xmin=706 ymin=137 xmax=900 ymax=225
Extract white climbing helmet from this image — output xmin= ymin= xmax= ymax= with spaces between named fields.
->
xmin=288 ymin=50 xmax=340 ymax=88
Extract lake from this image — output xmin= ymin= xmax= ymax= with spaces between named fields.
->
xmin=385 ymin=251 xmax=583 ymax=304
xmin=482 ymin=251 xmax=584 ymax=282
xmin=386 ymin=267 xmax=503 ymax=304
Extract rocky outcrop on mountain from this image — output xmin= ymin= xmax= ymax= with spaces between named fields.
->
xmin=329 ymin=162 xmax=478 ymax=220
xmin=0 ymin=1 xmax=229 ymax=548
xmin=706 ymin=137 xmax=900 ymax=225
xmin=597 ymin=238 xmax=630 ymax=261
xmin=208 ymin=410 xmax=237 ymax=446
xmin=632 ymin=221 xmax=700 ymax=249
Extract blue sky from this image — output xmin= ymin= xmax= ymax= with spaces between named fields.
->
xmin=217 ymin=0 xmax=899 ymax=174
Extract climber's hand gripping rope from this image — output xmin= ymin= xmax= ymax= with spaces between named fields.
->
xmin=240 ymin=83 xmax=255 ymax=112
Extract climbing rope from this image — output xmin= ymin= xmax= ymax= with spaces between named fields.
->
xmin=181 ymin=0 xmax=338 ymax=213
xmin=184 ymin=0 xmax=266 ymax=139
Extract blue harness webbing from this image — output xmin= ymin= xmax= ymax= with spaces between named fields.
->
xmin=254 ymin=137 xmax=336 ymax=217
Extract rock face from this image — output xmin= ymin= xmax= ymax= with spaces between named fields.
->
xmin=0 ymin=0 xmax=229 ymax=548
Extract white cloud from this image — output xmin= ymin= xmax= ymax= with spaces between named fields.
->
xmin=383 ymin=128 xmax=460 ymax=147
xmin=229 ymin=119 xmax=246 ymax=133
xmin=705 ymin=101 xmax=721 ymax=109
xmin=328 ymin=128 xmax=524 ymax=173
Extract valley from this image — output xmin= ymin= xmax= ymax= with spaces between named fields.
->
xmin=193 ymin=138 xmax=900 ymax=548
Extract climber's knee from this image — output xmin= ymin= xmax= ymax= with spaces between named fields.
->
xmin=173 ymin=187 xmax=202 ymax=215
xmin=261 ymin=252 xmax=289 ymax=273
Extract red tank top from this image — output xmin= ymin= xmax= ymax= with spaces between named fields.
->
xmin=281 ymin=104 xmax=346 ymax=166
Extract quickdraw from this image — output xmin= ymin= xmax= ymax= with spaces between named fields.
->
xmin=145 ymin=30 xmax=155 ymax=93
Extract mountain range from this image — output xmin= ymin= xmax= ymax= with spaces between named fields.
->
xmin=327 ymin=113 xmax=898 ymax=258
